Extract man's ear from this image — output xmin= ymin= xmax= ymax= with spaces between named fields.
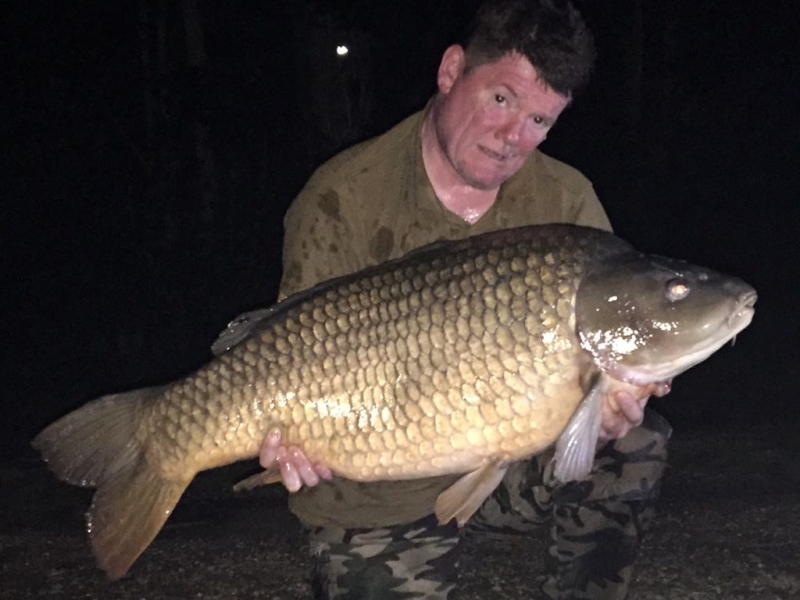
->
xmin=437 ymin=45 xmax=467 ymax=94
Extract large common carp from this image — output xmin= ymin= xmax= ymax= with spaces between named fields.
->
xmin=33 ymin=224 xmax=756 ymax=580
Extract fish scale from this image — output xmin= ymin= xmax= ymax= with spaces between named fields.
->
xmin=146 ymin=231 xmax=589 ymax=481
xmin=33 ymin=224 xmax=756 ymax=580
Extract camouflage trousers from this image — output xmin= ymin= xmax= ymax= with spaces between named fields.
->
xmin=306 ymin=409 xmax=671 ymax=600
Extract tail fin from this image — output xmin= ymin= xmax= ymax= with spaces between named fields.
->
xmin=32 ymin=387 xmax=191 ymax=580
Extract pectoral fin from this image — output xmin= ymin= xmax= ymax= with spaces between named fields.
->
xmin=553 ymin=374 xmax=607 ymax=482
xmin=233 ymin=466 xmax=281 ymax=492
xmin=434 ymin=461 xmax=509 ymax=526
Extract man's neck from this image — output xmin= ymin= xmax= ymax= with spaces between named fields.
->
xmin=420 ymin=111 xmax=498 ymax=225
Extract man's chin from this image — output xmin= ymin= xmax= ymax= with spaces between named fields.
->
xmin=460 ymin=170 xmax=508 ymax=191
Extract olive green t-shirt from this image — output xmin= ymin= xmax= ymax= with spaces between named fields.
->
xmin=279 ymin=108 xmax=611 ymax=528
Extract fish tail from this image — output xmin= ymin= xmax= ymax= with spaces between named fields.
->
xmin=32 ymin=387 xmax=191 ymax=580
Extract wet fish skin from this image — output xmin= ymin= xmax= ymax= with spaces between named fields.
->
xmin=32 ymin=224 xmax=756 ymax=580
xmin=144 ymin=226 xmax=613 ymax=486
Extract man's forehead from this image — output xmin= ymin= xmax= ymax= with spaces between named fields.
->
xmin=468 ymin=52 xmax=539 ymax=84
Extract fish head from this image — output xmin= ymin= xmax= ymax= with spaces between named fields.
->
xmin=575 ymin=252 xmax=757 ymax=385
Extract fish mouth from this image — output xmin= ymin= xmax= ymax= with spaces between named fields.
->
xmin=728 ymin=290 xmax=757 ymax=332
xmin=609 ymin=289 xmax=757 ymax=386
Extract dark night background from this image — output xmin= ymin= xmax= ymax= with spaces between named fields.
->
xmin=2 ymin=0 xmax=798 ymax=459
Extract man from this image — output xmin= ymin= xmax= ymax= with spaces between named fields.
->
xmin=261 ymin=1 xmax=671 ymax=598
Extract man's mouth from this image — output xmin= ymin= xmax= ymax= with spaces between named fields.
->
xmin=479 ymin=145 xmax=512 ymax=161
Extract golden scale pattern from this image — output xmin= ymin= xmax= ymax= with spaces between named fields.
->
xmin=146 ymin=231 xmax=592 ymax=482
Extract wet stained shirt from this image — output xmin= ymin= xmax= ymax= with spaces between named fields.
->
xmin=279 ymin=108 xmax=612 ymax=528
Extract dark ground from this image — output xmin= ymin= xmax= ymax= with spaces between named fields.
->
xmin=3 ymin=420 xmax=799 ymax=600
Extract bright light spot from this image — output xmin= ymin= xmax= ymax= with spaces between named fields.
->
xmin=336 ymin=45 xmax=349 ymax=56
xmin=542 ymin=330 xmax=571 ymax=352
xmin=652 ymin=320 xmax=675 ymax=332
xmin=587 ymin=327 xmax=640 ymax=356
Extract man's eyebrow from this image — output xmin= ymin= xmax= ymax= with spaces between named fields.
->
xmin=500 ymin=83 xmax=519 ymax=98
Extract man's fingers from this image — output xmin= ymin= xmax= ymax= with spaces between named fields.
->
xmin=259 ymin=430 xmax=333 ymax=491
xmin=288 ymin=447 xmax=320 ymax=487
xmin=314 ymin=464 xmax=334 ymax=481
xmin=652 ymin=380 xmax=672 ymax=397
xmin=614 ymin=392 xmax=645 ymax=424
xmin=600 ymin=380 xmax=670 ymax=442
xmin=277 ymin=447 xmax=302 ymax=492
xmin=259 ymin=429 xmax=281 ymax=469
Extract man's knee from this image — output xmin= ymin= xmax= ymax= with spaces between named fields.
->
xmin=543 ymin=498 xmax=656 ymax=600
xmin=308 ymin=515 xmax=461 ymax=599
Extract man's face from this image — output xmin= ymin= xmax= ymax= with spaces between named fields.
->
xmin=433 ymin=49 xmax=571 ymax=190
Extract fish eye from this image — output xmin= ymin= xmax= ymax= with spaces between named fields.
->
xmin=666 ymin=278 xmax=690 ymax=302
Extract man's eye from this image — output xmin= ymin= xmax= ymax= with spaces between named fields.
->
xmin=529 ymin=115 xmax=552 ymax=130
xmin=494 ymin=94 xmax=506 ymax=105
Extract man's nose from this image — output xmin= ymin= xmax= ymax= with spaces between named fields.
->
xmin=497 ymin=117 xmax=524 ymax=144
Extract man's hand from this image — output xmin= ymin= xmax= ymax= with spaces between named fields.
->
xmin=599 ymin=380 xmax=671 ymax=441
xmin=259 ymin=430 xmax=333 ymax=492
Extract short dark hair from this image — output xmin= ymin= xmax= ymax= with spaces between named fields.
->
xmin=461 ymin=0 xmax=596 ymax=97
